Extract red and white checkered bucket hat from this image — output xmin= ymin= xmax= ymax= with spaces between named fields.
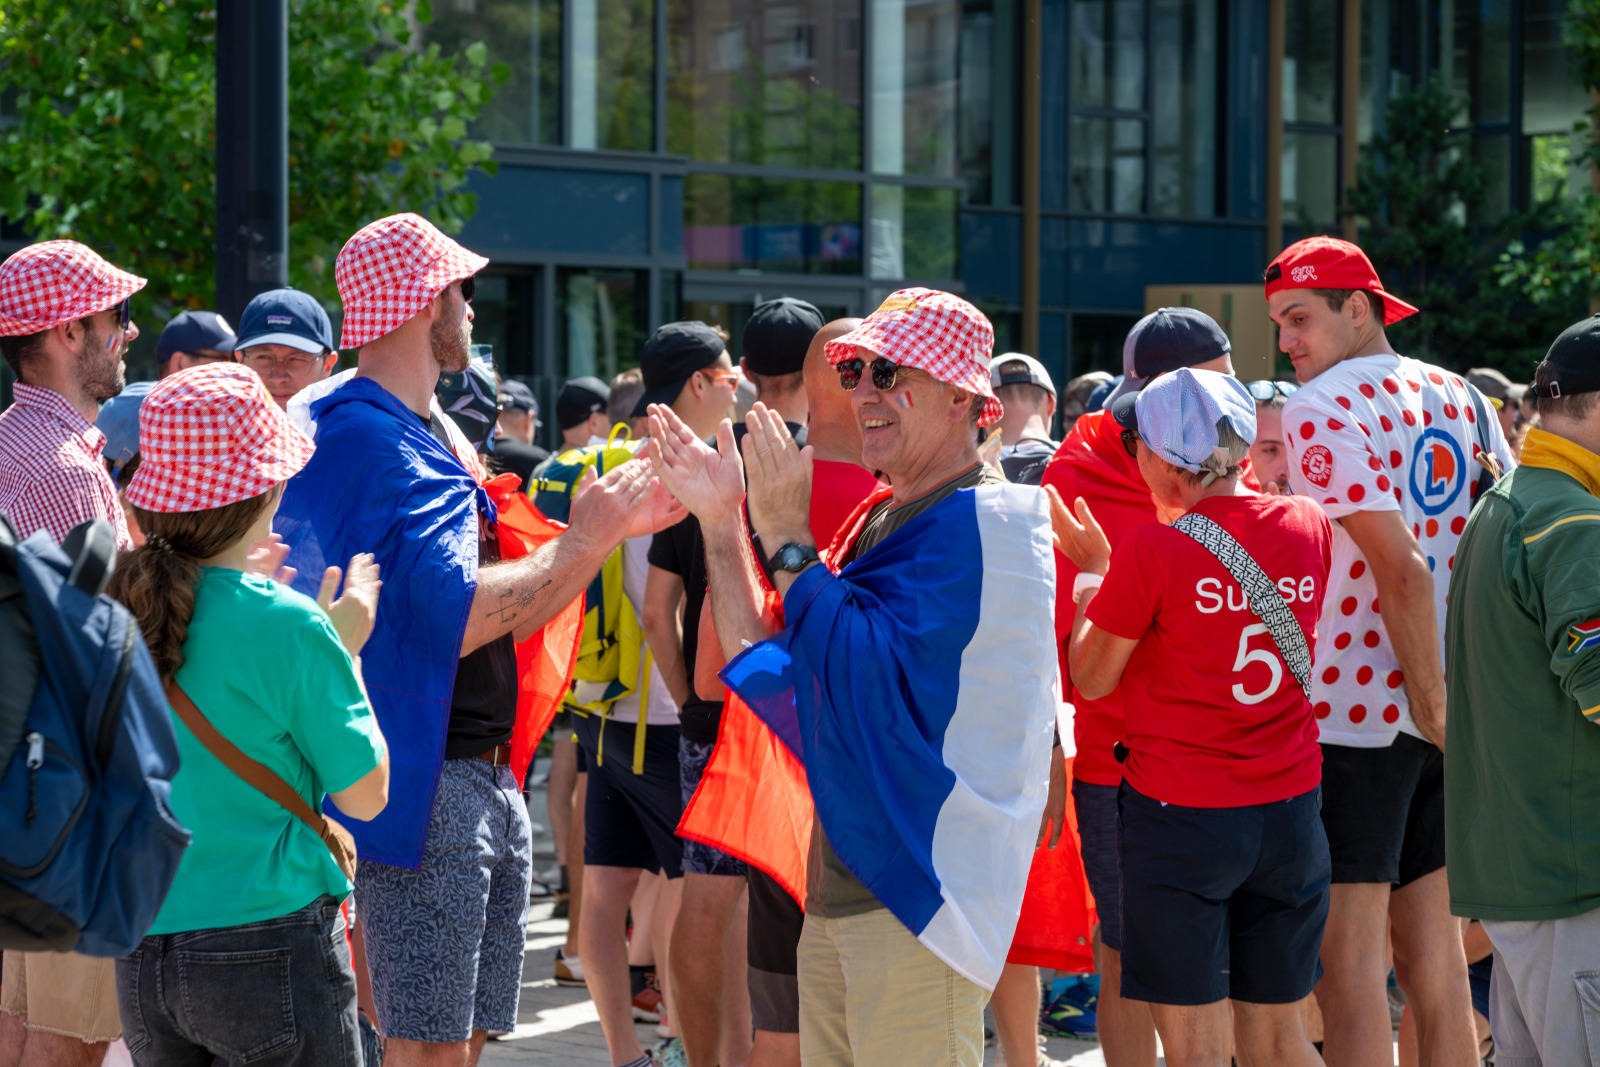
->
xmin=823 ymin=287 xmax=1003 ymax=427
xmin=125 ymin=363 xmax=314 ymax=513
xmin=0 ymin=241 xmax=146 ymax=337
xmin=334 ymin=213 xmax=489 ymax=348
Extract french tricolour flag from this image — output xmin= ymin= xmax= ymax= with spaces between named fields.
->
xmin=722 ymin=481 xmax=1058 ymax=989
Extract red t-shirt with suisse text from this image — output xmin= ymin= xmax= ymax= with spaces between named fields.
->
xmin=1087 ymin=492 xmax=1332 ymax=807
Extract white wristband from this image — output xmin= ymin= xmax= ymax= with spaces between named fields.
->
xmin=1072 ymin=572 xmax=1104 ymax=601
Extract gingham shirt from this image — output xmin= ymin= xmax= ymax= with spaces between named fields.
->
xmin=0 ymin=383 xmax=132 ymax=549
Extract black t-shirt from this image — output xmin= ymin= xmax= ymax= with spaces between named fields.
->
xmin=999 ymin=436 xmax=1058 ymax=486
xmin=646 ymin=420 xmax=805 ymax=742
xmin=488 ymin=438 xmax=550 ymax=495
xmin=417 ymin=412 xmax=520 ymax=759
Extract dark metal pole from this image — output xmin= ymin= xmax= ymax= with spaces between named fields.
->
xmin=215 ymin=0 xmax=288 ymax=324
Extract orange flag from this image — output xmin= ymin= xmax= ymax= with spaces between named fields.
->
xmin=482 ymin=473 xmax=584 ymax=784
xmin=1007 ymin=754 xmax=1098 ymax=973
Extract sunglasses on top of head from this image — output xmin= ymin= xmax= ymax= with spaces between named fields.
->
xmin=1246 ymin=379 xmax=1297 ymax=402
xmin=837 ymin=357 xmax=902 ymax=392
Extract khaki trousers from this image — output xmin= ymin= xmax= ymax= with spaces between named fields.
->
xmin=797 ymin=907 xmax=988 ymax=1066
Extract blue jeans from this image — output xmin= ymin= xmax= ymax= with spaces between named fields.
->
xmin=115 ymin=894 xmax=360 ymax=1067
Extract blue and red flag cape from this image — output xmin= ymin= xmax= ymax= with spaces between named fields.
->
xmin=720 ymin=480 xmax=1058 ymax=989
xmin=275 ymin=377 xmax=579 ymax=869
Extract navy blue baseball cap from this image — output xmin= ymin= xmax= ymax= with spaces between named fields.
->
xmin=1104 ymin=307 xmax=1232 ymax=406
xmin=156 ymin=310 xmax=236 ymax=362
xmin=234 ymin=288 xmax=335 ymax=355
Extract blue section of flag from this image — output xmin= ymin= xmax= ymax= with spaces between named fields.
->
xmin=722 ymin=483 xmax=1057 ymax=986
xmin=275 ymin=376 xmax=493 ymax=869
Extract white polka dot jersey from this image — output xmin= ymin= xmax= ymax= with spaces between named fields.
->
xmin=1283 ymin=354 xmax=1515 ymax=748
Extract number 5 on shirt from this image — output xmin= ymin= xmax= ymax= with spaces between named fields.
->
xmin=1232 ymin=623 xmax=1283 ymax=705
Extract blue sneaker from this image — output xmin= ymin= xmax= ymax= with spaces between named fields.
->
xmin=1040 ymin=976 xmax=1098 ymax=1040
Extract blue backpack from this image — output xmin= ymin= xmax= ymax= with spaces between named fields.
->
xmin=0 ymin=514 xmax=189 ymax=956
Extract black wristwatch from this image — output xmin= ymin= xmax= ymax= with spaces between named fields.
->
xmin=768 ymin=541 xmax=821 ymax=574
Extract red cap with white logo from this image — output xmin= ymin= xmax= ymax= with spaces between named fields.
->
xmin=1264 ymin=236 xmax=1419 ymax=325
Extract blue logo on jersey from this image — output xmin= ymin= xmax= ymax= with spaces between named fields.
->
xmin=1408 ymin=428 xmax=1466 ymax=516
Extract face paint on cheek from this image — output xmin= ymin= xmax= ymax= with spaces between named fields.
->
xmin=895 ymin=392 xmax=913 ymax=410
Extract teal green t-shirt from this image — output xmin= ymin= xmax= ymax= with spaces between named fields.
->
xmin=149 ymin=567 xmax=384 ymax=934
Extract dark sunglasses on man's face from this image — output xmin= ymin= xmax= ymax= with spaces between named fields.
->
xmin=1246 ymin=379 xmax=1297 ymax=403
xmin=116 ymin=297 xmax=130 ymax=331
xmin=1121 ymin=428 xmax=1141 ymax=458
xmin=458 ymin=276 xmax=475 ymax=304
xmin=837 ymin=357 xmax=902 ymax=392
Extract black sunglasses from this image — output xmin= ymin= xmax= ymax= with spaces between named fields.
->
xmin=458 ymin=275 xmax=475 ymax=304
xmin=1121 ymin=428 xmax=1141 ymax=458
xmin=116 ymin=296 xmax=130 ymax=331
xmin=1246 ymin=379 xmax=1297 ymax=402
xmin=837 ymin=357 xmax=901 ymax=392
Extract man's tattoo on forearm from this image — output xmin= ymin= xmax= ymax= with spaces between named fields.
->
xmin=486 ymin=577 xmax=555 ymax=624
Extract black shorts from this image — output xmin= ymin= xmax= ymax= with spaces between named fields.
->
xmin=1319 ymin=734 xmax=1445 ymax=886
xmin=1118 ymin=783 xmax=1330 ymax=1006
xmin=573 ymin=714 xmax=683 ymax=878
xmin=746 ymin=868 xmax=802 ymax=1033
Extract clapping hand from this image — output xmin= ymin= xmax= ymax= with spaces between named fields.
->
xmin=1045 ymin=486 xmax=1112 ymax=577
xmin=742 ymin=403 xmax=813 ymax=550
xmin=646 ymin=404 xmax=745 ymax=524
xmin=244 ymin=533 xmax=296 ymax=586
xmin=568 ymin=458 xmax=687 ymax=549
xmin=318 ymin=553 xmax=382 ymax=655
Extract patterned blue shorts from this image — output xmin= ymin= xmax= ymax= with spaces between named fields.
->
xmin=354 ymin=759 xmax=531 ymax=1043
xmin=679 ymin=736 xmax=746 ymax=877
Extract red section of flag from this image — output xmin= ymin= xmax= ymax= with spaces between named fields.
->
xmin=678 ymin=691 xmax=815 ymax=905
xmin=483 ymin=474 xmax=585 ymax=784
xmin=1006 ymin=754 xmax=1098 ymax=973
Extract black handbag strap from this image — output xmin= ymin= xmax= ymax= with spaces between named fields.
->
xmin=1170 ymin=513 xmax=1312 ymax=700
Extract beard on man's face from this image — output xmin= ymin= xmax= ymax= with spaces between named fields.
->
xmin=77 ymin=321 xmax=126 ymax=402
xmin=430 ymin=295 xmax=471 ymax=374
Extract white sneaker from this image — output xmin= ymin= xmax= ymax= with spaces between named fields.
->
xmin=539 ymin=863 xmax=562 ymax=884
xmin=554 ymin=948 xmax=585 ymax=985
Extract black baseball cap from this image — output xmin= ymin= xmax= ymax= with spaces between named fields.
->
xmin=1531 ymin=314 xmax=1600 ymax=399
xmin=556 ymin=376 xmax=610 ymax=429
xmin=156 ymin=310 xmax=236 ymax=362
xmin=742 ymin=297 xmax=823 ymax=376
xmin=631 ymin=321 xmax=727 ymax=417
xmin=498 ymin=379 xmax=540 ymax=421
xmin=1104 ymin=307 xmax=1231 ymax=406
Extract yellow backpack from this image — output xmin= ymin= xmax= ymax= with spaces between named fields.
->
xmin=532 ymin=425 xmax=653 ymax=772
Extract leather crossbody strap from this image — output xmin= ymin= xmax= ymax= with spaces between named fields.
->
xmin=1170 ymin=513 xmax=1313 ymax=700
xmin=165 ymin=683 xmax=329 ymax=840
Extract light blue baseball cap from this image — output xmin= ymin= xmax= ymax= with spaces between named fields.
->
xmin=95 ymin=380 xmax=155 ymax=468
xmin=1112 ymin=367 xmax=1255 ymax=476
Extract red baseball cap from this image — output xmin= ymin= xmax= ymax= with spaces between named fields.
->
xmin=125 ymin=363 xmax=313 ymax=514
xmin=1264 ymin=236 xmax=1419 ymax=325
xmin=823 ymin=287 xmax=1002 ymax=427
xmin=0 ymin=240 xmax=146 ymax=337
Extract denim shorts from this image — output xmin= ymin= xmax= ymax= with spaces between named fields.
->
xmin=1072 ymin=778 xmax=1124 ymax=952
xmin=115 ymin=895 xmax=359 ymax=1067
xmin=355 ymin=758 xmax=532 ymax=1042
xmin=680 ymin=736 xmax=747 ymax=877
xmin=1118 ymin=782 xmax=1330 ymax=1006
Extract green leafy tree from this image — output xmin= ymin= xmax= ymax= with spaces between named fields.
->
xmin=1496 ymin=0 xmax=1600 ymax=320
xmin=1347 ymin=76 xmax=1575 ymax=375
xmin=0 ymin=0 xmax=505 ymax=326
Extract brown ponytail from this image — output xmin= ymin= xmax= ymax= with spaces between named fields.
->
xmin=106 ymin=487 xmax=278 ymax=685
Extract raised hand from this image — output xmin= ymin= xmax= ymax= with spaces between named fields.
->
xmin=568 ymin=458 xmax=683 ymax=551
xmin=244 ymin=533 xmax=296 ymax=586
xmin=741 ymin=402 xmax=813 ymax=551
xmin=646 ymin=404 xmax=745 ymax=523
xmin=1045 ymin=485 xmax=1112 ymax=576
xmin=317 ymin=553 xmax=382 ymax=654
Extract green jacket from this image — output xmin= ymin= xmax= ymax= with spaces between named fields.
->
xmin=1445 ymin=428 xmax=1600 ymax=921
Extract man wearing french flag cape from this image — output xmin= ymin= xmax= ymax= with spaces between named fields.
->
xmin=648 ymin=288 xmax=1058 ymax=1066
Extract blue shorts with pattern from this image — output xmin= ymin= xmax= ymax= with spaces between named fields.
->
xmin=679 ymin=736 xmax=747 ymax=877
xmin=354 ymin=758 xmax=531 ymax=1043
